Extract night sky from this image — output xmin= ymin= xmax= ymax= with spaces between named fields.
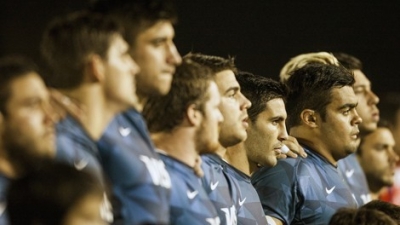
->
xmin=1 ymin=0 xmax=399 ymax=95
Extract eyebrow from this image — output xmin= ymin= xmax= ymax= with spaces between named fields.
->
xmin=338 ymin=103 xmax=358 ymax=110
xmin=353 ymin=84 xmax=370 ymax=89
xmin=224 ymin=86 xmax=239 ymax=95
xmin=353 ymin=82 xmax=372 ymax=88
xmin=353 ymin=84 xmax=366 ymax=88
xmin=150 ymin=37 xmax=168 ymax=43
xmin=373 ymin=143 xmax=393 ymax=149
xmin=270 ymin=116 xmax=286 ymax=122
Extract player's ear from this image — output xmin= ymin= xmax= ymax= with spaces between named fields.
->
xmin=186 ymin=104 xmax=202 ymax=126
xmin=84 ymin=54 xmax=104 ymax=83
xmin=300 ymin=109 xmax=318 ymax=128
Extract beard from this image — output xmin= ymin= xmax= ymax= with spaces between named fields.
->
xmin=366 ymin=173 xmax=394 ymax=193
xmin=194 ymin=122 xmax=220 ymax=155
xmin=2 ymin=125 xmax=53 ymax=176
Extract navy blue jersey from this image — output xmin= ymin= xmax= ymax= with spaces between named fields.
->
xmin=56 ymin=116 xmax=113 ymax=223
xmin=201 ymin=154 xmax=242 ymax=225
xmin=225 ymin=164 xmax=267 ymax=225
xmin=338 ymin=153 xmax=371 ymax=206
xmin=252 ymin=147 xmax=357 ymax=225
xmin=0 ymin=174 xmax=9 ymax=225
xmin=160 ymin=153 xmax=220 ymax=225
xmin=56 ymin=116 xmax=104 ymax=183
xmin=97 ymin=108 xmax=171 ymax=225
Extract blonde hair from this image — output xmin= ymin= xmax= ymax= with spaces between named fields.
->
xmin=280 ymin=52 xmax=339 ymax=83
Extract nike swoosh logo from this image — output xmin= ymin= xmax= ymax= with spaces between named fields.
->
xmin=210 ymin=181 xmax=219 ymax=191
xmin=345 ymin=169 xmax=354 ymax=178
xmin=0 ymin=202 xmax=6 ymax=216
xmin=187 ymin=190 xmax=198 ymax=199
xmin=74 ymin=158 xmax=88 ymax=170
xmin=119 ymin=127 xmax=131 ymax=137
xmin=238 ymin=197 xmax=246 ymax=206
xmin=360 ymin=194 xmax=371 ymax=204
xmin=325 ymin=186 xmax=336 ymax=194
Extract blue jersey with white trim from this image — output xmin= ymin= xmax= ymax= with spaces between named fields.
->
xmin=201 ymin=154 xmax=242 ymax=225
xmin=97 ymin=108 xmax=171 ymax=225
xmin=225 ymin=164 xmax=267 ymax=225
xmin=252 ymin=147 xmax=357 ymax=225
xmin=0 ymin=174 xmax=9 ymax=225
xmin=160 ymin=153 xmax=220 ymax=225
xmin=338 ymin=153 xmax=371 ymax=206
xmin=55 ymin=116 xmax=104 ymax=183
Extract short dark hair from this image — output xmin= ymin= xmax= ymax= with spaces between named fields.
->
xmin=91 ymin=0 xmax=177 ymax=46
xmin=353 ymin=208 xmax=397 ymax=225
xmin=143 ymin=58 xmax=213 ymax=133
xmin=285 ymin=63 xmax=354 ymax=129
xmin=7 ymin=161 xmax=103 ymax=225
xmin=361 ymin=200 xmax=400 ymax=224
xmin=333 ymin=52 xmax=363 ymax=70
xmin=236 ymin=71 xmax=286 ymax=123
xmin=41 ymin=11 xmax=123 ymax=89
xmin=329 ymin=208 xmax=397 ymax=225
xmin=184 ymin=53 xmax=238 ymax=75
xmin=0 ymin=56 xmax=38 ymax=114
xmin=328 ymin=208 xmax=357 ymax=225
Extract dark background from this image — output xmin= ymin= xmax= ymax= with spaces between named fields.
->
xmin=1 ymin=0 xmax=399 ymax=95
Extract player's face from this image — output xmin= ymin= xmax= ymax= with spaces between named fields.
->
xmin=195 ymin=82 xmax=223 ymax=154
xmin=1 ymin=73 xmax=56 ymax=159
xmin=103 ymin=35 xmax=140 ymax=109
xmin=358 ymin=127 xmax=399 ymax=189
xmin=62 ymin=193 xmax=106 ymax=225
xmin=130 ymin=20 xmax=182 ymax=98
xmin=214 ymin=70 xmax=251 ymax=147
xmin=391 ymin=110 xmax=400 ymax=156
xmin=353 ymin=70 xmax=380 ymax=133
xmin=319 ymin=86 xmax=362 ymax=161
xmin=245 ymin=98 xmax=288 ymax=168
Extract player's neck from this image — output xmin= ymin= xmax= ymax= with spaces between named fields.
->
xmin=61 ymin=86 xmax=123 ymax=140
xmin=369 ymin=191 xmax=381 ymax=201
xmin=291 ymin=127 xmax=338 ymax=166
xmin=368 ymin=181 xmax=384 ymax=200
xmin=225 ymin=142 xmax=251 ymax=176
xmin=214 ymin=145 xmax=227 ymax=159
xmin=151 ymin=129 xmax=198 ymax=168
xmin=135 ymin=94 xmax=146 ymax=113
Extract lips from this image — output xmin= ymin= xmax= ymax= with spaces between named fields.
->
xmin=162 ymin=68 xmax=176 ymax=75
xmin=273 ymin=143 xmax=283 ymax=150
xmin=351 ymin=130 xmax=360 ymax=139
xmin=241 ymin=116 xmax=249 ymax=129
xmin=371 ymin=112 xmax=380 ymax=122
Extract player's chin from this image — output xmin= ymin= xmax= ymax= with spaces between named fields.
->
xmin=362 ymin=122 xmax=378 ymax=133
xmin=237 ymin=128 xmax=248 ymax=141
xmin=157 ymin=84 xmax=172 ymax=96
xmin=38 ymin=142 xmax=56 ymax=158
xmin=158 ymin=75 xmax=173 ymax=92
xmin=265 ymin=157 xmax=278 ymax=167
xmin=346 ymin=145 xmax=358 ymax=155
xmin=383 ymin=177 xmax=394 ymax=186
